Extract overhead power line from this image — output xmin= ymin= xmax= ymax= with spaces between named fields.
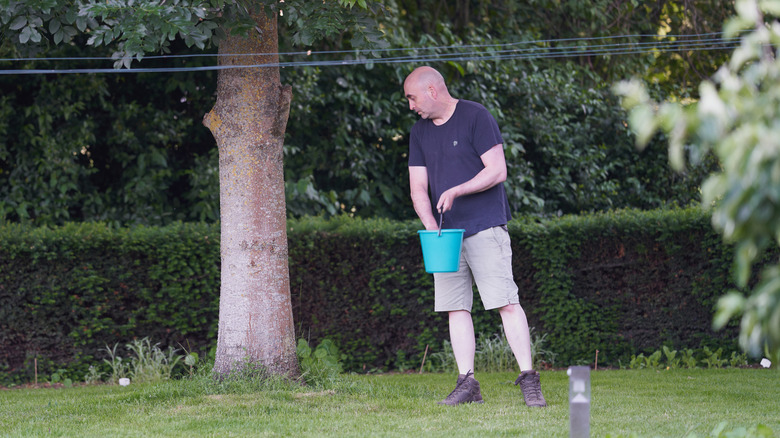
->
xmin=0 ymin=32 xmax=735 ymax=61
xmin=0 ymin=32 xmax=742 ymax=75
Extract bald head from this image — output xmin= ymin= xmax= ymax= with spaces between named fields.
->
xmin=403 ymin=66 xmax=457 ymax=124
xmin=404 ymin=66 xmax=447 ymax=93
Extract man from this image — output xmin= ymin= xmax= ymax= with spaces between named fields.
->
xmin=404 ymin=66 xmax=546 ymax=407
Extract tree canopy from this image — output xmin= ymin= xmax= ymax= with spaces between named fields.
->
xmin=1 ymin=0 xmax=385 ymax=66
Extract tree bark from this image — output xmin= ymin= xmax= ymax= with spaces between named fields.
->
xmin=203 ymin=10 xmax=298 ymax=378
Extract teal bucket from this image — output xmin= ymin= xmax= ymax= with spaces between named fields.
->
xmin=417 ymin=229 xmax=465 ymax=273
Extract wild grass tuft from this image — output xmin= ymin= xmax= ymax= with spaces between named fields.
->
xmin=104 ymin=337 xmax=184 ymax=384
xmin=428 ymin=327 xmax=554 ymax=373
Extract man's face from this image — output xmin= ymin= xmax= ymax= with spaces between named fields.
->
xmin=404 ymin=80 xmax=433 ymax=120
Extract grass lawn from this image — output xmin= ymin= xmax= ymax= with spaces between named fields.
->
xmin=0 ymin=368 xmax=777 ymax=437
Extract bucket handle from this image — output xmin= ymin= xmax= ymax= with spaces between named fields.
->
xmin=437 ymin=210 xmax=443 ymax=237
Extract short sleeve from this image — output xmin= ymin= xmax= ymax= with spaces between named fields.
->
xmin=471 ymin=106 xmax=503 ymax=156
xmin=408 ymin=124 xmax=426 ymax=167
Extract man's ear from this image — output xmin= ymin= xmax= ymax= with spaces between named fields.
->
xmin=427 ymin=85 xmax=437 ymax=99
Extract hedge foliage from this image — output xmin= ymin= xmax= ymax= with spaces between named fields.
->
xmin=0 ymin=208 xmax=750 ymax=384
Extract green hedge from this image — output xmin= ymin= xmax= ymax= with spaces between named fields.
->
xmin=0 ymin=208 xmax=749 ymax=384
xmin=0 ymin=222 xmax=221 ymax=385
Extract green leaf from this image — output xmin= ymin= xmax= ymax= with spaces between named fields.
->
xmin=668 ymin=135 xmax=685 ymax=172
xmin=358 ymin=189 xmax=370 ymax=206
xmin=628 ymin=104 xmax=657 ymax=148
xmin=713 ymin=291 xmax=745 ymax=329
xmin=86 ymin=32 xmax=100 ymax=46
xmin=297 ymin=28 xmax=313 ymax=46
xmin=761 ymin=0 xmax=780 ymax=15
xmin=379 ymin=184 xmax=393 ymax=204
xmin=736 ymin=0 xmax=760 ymax=22
xmin=193 ymin=35 xmax=206 ymax=50
xmin=63 ymin=26 xmax=77 ymax=38
xmin=447 ymin=61 xmax=465 ymax=76
xmin=730 ymin=39 xmax=760 ymax=71
xmin=65 ymin=9 xmax=77 ymax=24
xmin=14 ymin=205 xmax=28 ymax=219
xmin=19 ymin=26 xmax=32 ymax=44
xmin=30 ymin=28 xmax=42 ymax=43
xmin=724 ymin=16 xmax=753 ymax=38
xmin=49 ymin=18 xmax=61 ymax=34
xmin=735 ymin=241 xmax=758 ymax=287
xmin=296 ymin=339 xmax=312 ymax=359
xmin=9 ymin=15 xmax=27 ymax=31
xmin=184 ymin=352 xmax=198 ymax=367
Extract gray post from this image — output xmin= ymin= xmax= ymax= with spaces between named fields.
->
xmin=568 ymin=366 xmax=591 ymax=438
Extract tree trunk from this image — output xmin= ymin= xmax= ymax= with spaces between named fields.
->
xmin=203 ymin=11 xmax=298 ymax=378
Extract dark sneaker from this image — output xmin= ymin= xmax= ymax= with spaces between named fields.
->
xmin=515 ymin=370 xmax=547 ymax=407
xmin=438 ymin=371 xmax=484 ymax=406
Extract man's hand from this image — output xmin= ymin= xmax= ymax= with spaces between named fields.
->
xmin=436 ymin=187 xmax=461 ymax=213
xmin=409 ymin=166 xmax=439 ymax=230
xmin=435 ymin=144 xmax=507 ymax=213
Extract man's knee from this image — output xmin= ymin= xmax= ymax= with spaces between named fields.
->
xmin=498 ymin=302 xmax=526 ymax=317
xmin=449 ymin=309 xmax=472 ymax=323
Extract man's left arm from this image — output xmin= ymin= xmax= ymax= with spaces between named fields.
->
xmin=436 ymin=144 xmax=507 ymax=213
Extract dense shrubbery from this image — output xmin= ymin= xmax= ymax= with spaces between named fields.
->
xmin=0 ymin=208 xmax=753 ymax=385
xmin=282 ymin=53 xmax=714 ymax=220
xmin=0 ymin=41 xmax=220 ymax=226
xmin=0 ymin=222 xmax=220 ymax=384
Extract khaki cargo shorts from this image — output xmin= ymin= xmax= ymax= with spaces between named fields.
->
xmin=433 ymin=225 xmax=520 ymax=312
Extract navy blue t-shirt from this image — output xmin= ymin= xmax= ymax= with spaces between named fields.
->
xmin=408 ymin=100 xmax=512 ymax=237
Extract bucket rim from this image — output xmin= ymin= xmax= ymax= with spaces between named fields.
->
xmin=417 ymin=229 xmax=465 ymax=234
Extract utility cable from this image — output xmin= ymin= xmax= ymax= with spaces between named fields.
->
xmin=0 ymin=32 xmax=745 ymax=75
